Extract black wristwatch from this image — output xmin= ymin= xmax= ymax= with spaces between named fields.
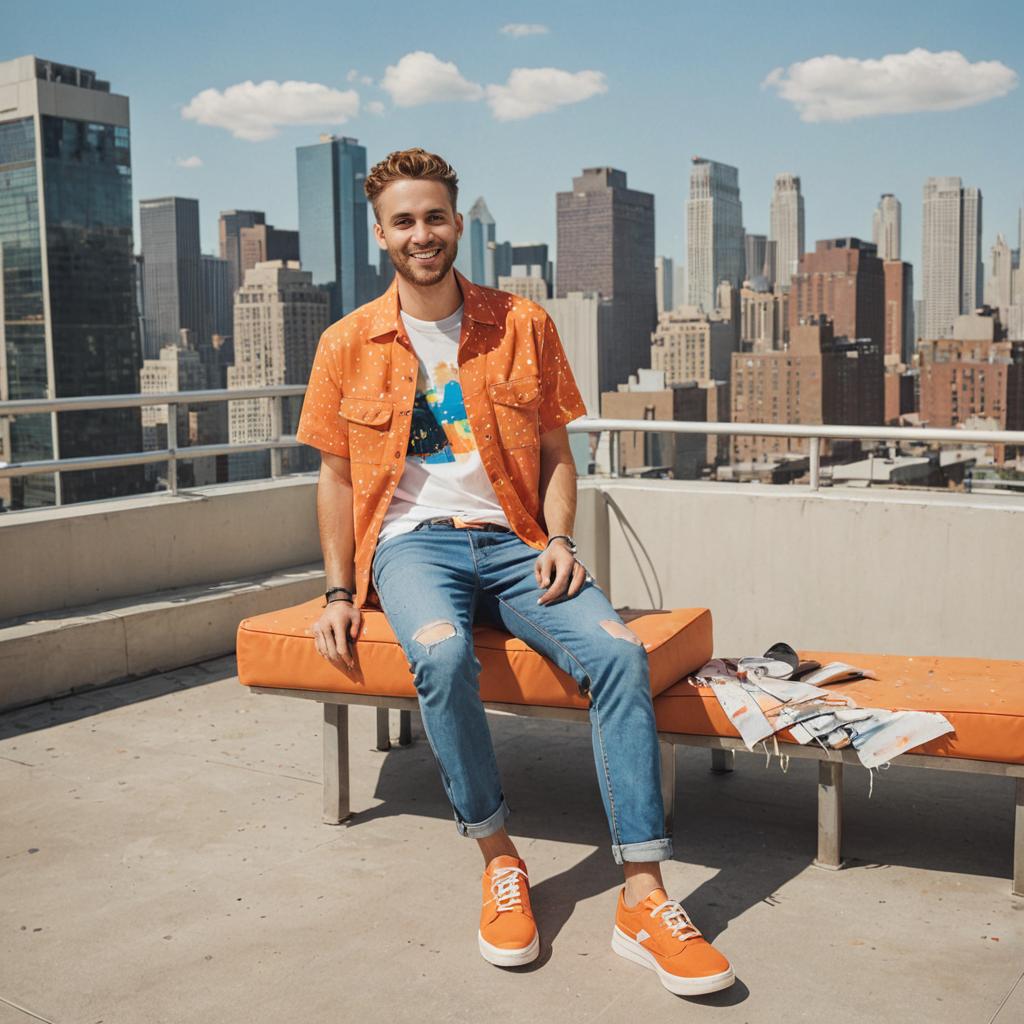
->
xmin=546 ymin=534 xmax=578 ymax=555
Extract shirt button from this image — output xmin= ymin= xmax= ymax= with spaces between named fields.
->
xmin=394 ymin=451 xmax=401 ymax=458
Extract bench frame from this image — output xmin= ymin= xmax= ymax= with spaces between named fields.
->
xmin=248 ymin=686 xmax=1024 ymax=897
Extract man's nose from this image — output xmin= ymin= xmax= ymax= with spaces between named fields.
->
xmin=410 ymin=220 xmax=434 ymax=246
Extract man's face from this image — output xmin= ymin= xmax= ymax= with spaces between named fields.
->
xmin=373 ymin=178 xmax=462 ymax=288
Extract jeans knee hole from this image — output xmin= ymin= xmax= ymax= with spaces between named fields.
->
xmin=414 ymin=620 xmax=457 ymax=651
xmin=600 ymin=619 xmax=644 ymax=646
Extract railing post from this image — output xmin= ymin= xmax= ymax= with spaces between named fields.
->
xmin=270 ymin=395 xmax=283 ymax=479
xmin=166 ymin=402 xmax=178 ymax=496
xmin=613 ymin=430 xmax=624 ymax=478
xmin=809 ymin=436 xmax=820 ymax=491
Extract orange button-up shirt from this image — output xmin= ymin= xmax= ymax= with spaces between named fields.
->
xmin=296 ymin=271 xmax=587 ymax=607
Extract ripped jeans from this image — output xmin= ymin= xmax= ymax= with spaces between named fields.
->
xmin=371 ymin=521 xmax=672 ymax=865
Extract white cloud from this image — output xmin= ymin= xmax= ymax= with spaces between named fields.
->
xmin=366 ymin=100 xmax=386 ymax=116
xmin=762 ymin=48 xmax=1018 ymax=122
xmin=347 ymin=69 xmax=373 ymax=85
xmin=501 ymin=23 xmax=549 ymax=38
xmin=486 ymin=68 xmax=607 ymax=121
xmin=380 ymin=51 xmax=483 ymax=107
xmin=176 ymin=155 xmax=203 ymax=169
xmin=181 ymin=80 xmax=360 ymax=141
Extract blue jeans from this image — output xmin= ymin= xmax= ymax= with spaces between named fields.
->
xmin=371 ymin=522 xmax=672 ymax=865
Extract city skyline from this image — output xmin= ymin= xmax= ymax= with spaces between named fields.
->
xmin=7 ymin=3 xmax=1022 ymax=290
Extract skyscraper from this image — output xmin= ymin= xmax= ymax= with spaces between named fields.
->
xmin=655 ymin=256 xmax=674 ymax=313
xmin=557 ymin=167 xmax=656 ymax=389
xmin=296 ymin=134 xmax=370 ymax=322
xmin=686 ymin=157 xmax=744 ymax=312
xmin=139 ymin=196 xmax=203 ymax=359
xmin=238 ymin=223 xmax=299 ymax=282
xmin=769 ymin=173 xmax=804 ymax=290
xmin=872 ymin=194 xmax=901 ymax=261
xmin=790 ymin=238 xmax=885 ymax=352
xmin=985 ymin=233 xmax=1014 ymax=313
xmin=743 ymin=234 xmax=767 ymax=284
xmin=883 ymin=260 xmax=915 ymax=364
xmin=218 ymin=209 xmax=264 ymax=296
xmin=922 ymin=177 xmax=983 ymax=340
xmin=201 ymin=254 xmax=232 ymax=341
xmin=228 ymin=261 xmax=329 ymax=479
xmin=466 ymin=197 xmax=497 ymax=286
xmin=0 ymin=56 xmax=143 ymax=509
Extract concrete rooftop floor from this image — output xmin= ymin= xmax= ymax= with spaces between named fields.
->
xmin=2 ymin=660 xmax=1022 ymax=1024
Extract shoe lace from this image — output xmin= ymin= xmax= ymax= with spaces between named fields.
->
xmin=490 ymin=866 xmax=527 ymax=913
xmin=649 ymin=899 xmax=702 ymax=942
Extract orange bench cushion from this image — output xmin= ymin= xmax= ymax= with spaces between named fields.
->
xmin=237 ymin=601 xmax=713 ymax=712
xmin=653 ymin=651 xmax=1024 ymax=765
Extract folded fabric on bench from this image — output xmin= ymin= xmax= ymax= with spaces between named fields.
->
xmin=654 ymin=650 xmax=1024 ymax=766
xmin=237 ymin=601 xmax=713 ymax=711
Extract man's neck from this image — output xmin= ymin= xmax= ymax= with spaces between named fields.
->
xmin=396 ymin=270 xmax=463 ymax=323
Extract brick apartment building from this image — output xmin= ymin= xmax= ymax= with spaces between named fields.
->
xmin=731 ymin=318 xmax=883 ymax=461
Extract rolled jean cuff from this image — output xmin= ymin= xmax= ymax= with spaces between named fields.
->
xmin=456 ymin=797 xmax=510 ymax=839
xmin=612 ymin=837 xmax=674 ymax=865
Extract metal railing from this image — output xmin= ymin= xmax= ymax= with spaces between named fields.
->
xmin=578 ymin=418 xmax=1024 ymax=490
xmin=2 ymin=387 xmax=1023 ymax=502
xmin=0 ymin=385 xmax=306 ymax=499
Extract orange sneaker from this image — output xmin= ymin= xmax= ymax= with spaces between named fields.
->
xmin=612 ymin=888 xmax=734 ymax=996
xmin=478 ymin=855 xmax=539 ymax=967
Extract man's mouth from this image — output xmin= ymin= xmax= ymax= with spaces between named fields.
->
xmin=410 ymin=248 xmax=442 ymax=261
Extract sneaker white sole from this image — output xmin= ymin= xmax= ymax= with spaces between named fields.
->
xmin=612 ymin=926 xmax=735 ymax=996
xmin=478 ymin=930 xmax=540 ymax=967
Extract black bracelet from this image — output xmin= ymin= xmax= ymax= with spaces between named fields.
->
xmin=546 ymin=535 xmax=576 ymax=552
xmin=325 ymin=586 xmax=354 ymax=605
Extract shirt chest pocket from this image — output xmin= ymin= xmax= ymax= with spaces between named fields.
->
xmin=488 ymin=376 xmax=541 ymax=450
xmin=339 ymin=397 xmax=394 ymax=464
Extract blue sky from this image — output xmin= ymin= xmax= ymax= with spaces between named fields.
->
xmin=9 ymin=0 xmax=1024 ymax=295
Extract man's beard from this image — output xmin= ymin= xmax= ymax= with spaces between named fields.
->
xmin=388 ymin=239 xmax=458 ymax=288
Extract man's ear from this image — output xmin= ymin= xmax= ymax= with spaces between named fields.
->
xmin=454 ymin=211 xmax=464 ymax=240
xmin=373 ymin=221 xmax=388 ymax=251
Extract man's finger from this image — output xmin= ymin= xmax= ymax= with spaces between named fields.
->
xmin=566 ymin=560 xmax=587 ymax=598
xmin=322 ymin=624 xmax=340 ymax=663
xmin=538 ymin=560 xmax=572 ymax=605
xmin=534 ymin=556 xmax=544 ymax=586
xmin=348 ymin=612 xmax=361 ymax=640
xmin=313 ymin=629 xmax=326 ymax=658
xmin=331 ymin=622 xmax=354 ymax=668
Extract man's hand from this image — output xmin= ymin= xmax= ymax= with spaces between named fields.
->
xmin=535 ymin=540 xmax=587 ymax=606
xmin=311 ymin=601 xmax=362 ymax=669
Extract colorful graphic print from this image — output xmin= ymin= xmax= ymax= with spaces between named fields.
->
xmin=407 ymin=361 xmax=477 ymax=464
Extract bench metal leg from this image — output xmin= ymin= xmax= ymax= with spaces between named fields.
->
xmin=814 ymin=760 xmax=844 ymax=870
xmin=660 ymin=740 xmax=676 ymax=838
xmin=322 ymin=703 xmax=351 ymax=824
xmin=710 ymin=749 xmax=734 ymax=774
xmin=1014 ymin=778 xmax=1023 ymax=897
xmin=399 ymin=709 xmax=413 ymax=746
xmin=376 ymin=707 xmax=390 ymax=751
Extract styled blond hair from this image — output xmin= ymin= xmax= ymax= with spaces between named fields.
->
xmin=364 ymin=148 xmax=459 ymax=220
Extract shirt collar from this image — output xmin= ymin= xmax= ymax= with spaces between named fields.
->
xmin=367 ymin=268 xmax=498 ymax=340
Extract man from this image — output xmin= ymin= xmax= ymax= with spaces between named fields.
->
xmin=296 ymin=148 xmax=733 ymax=996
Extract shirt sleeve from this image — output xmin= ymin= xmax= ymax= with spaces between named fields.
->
xmin=538 ymin=312 xmax=588 ymax=434
xmin=296 ymin=330 xmax=350 ymax=458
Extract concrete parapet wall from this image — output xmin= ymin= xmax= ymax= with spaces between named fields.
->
xmin=577 ymin=479 xmax=1024 ymax=661
xmin=2 ymin=476 xmax=320 ymax=621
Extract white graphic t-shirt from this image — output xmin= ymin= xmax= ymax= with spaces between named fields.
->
xmin=377 ymin=305 xmax=510 ymax=544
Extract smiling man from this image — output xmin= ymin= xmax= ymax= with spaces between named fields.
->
xmin=295 ymin=148 xmax=734 ymax=995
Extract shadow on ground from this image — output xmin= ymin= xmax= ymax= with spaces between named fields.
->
xmin=348 ymin=711 xmax=1016 ymax=947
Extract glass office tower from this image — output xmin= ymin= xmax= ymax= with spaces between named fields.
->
xmin=0 ymin=56 xmax=142 ymax=509
xmin=296 ymin=135 xmax=370 ymax=322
